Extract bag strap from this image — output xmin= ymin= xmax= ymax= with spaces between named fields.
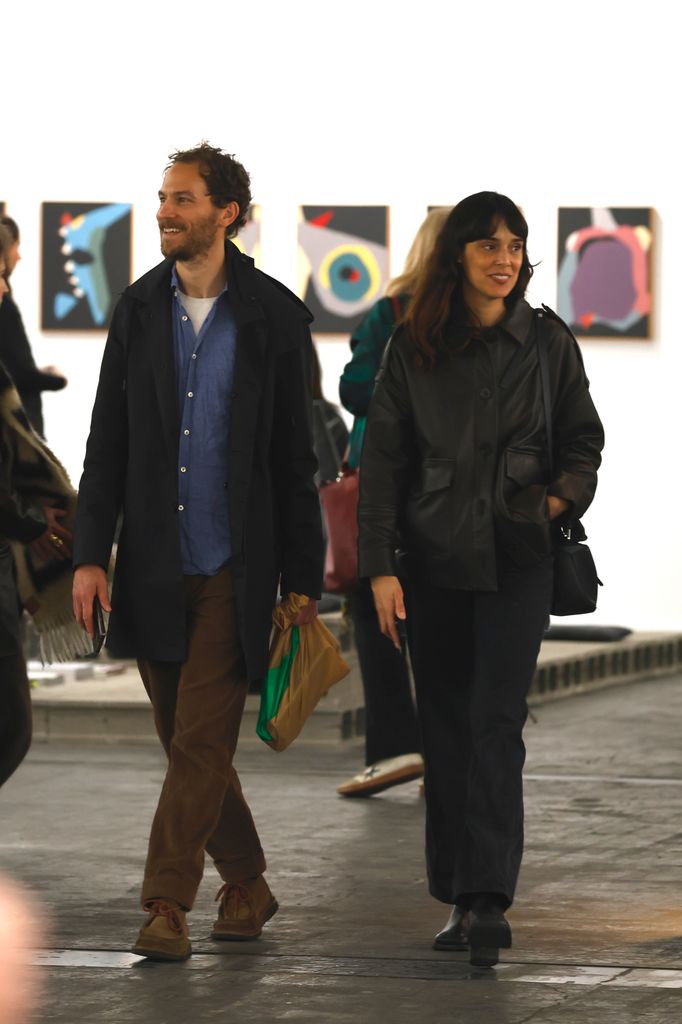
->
xmin=535 ymin=310 xmax=554 ymax=477
xmin=536 ymin=310 xmax=586 ymax=541
xmin=314 ymin=401 xmax=344 ymax=481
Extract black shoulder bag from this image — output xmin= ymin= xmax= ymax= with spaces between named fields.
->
xmin=536 ymin=313 xmax=602 ymax=615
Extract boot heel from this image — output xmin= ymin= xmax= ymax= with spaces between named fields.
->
xmin=470 ymin=945 xmax=499 ymax=968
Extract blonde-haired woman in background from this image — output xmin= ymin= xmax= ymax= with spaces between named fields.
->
xmin=336 ymin=208 xmax=450 ymax=797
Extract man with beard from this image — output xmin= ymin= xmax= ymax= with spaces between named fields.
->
xmin=72 ymin=144 xmax=323 ymax=961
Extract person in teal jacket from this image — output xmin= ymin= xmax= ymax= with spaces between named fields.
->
xmin=336 ymin=208 xmax=450 ymax=797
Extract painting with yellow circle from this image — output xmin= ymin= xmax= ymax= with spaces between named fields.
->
xmin=297 ymin=206 xmax=389 ymax=334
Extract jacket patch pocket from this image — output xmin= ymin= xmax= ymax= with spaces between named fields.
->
xmin=504 ymin=449 xmax=545 ymax=489
xmin=405 ymin=459 xmax=456 ymax=560
xmin=496 ymin=449 xmax=549 ymax=525
xmin=414 ymin=458 xmax=456 ymax=495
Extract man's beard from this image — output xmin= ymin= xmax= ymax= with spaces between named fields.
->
xmin=159 ymin=213 xmax=222 ymax=261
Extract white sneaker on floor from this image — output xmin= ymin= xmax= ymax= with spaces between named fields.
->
xmin=336 ymin=753 xmax=424 ymax=797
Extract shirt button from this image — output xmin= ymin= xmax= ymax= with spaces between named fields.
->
xmin=177 ymin=504 xmax=185 ymax=512
xmin=182 ymin=315 xmax=188 ymax=322
xmin=192 ymin=353 xmax=197 ymax=360
xmin=184 ymin=429 xmax=190 ymax=436
xmin=180 ymin=466 xmax=187 ymax=473
xmin=187 ymin=391 xmax=194 ymax=398
xmin=479 ymin=388 xmax=492 ymax=399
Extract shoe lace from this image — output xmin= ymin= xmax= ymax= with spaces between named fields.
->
xmin=142 ymin=899 xmax=184 ymax=935
xmin=215 ymin=882 xmax=253 ymax=916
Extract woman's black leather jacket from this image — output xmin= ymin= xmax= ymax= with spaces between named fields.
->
xmin=358 ymin=299 xmax=605 ymax=590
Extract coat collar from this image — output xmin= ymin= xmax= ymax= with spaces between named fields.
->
xmin=496 ymin=297 xmax=534 ymax=345
xmin=124 ymin=240 xmax=265 ymax=328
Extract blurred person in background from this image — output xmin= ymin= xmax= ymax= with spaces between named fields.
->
xmin=0 ymin=216 xmax=67 ymax=438
xmin=0 ymin=875 xmax=44 ymax=1024
xmin=336 ymin=208 xmax=450 ymax=797
xmin=0 ymin=225 xmax=73 ymax=788
xmin=311 ymin=342 xmax=348 ymax=489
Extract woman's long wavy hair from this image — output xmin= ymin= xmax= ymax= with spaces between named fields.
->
xmin=403 ymin=192 xmax=533 ymax=368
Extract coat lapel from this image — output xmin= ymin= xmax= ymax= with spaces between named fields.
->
xmin=224 ymin=244 xmax=268 ymax=558
xmin=227 ymin=242 xmax=268 ymax=395
xmin=126 ymin=260 xmax=178 ymax=465
xmin=147 ymin=296 xmax=179 ymax=464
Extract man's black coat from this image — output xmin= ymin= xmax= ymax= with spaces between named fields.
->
xmin=73 ymin=242 xmax=323 ymax=679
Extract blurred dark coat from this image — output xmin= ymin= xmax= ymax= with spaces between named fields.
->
xmin=0 ymin=293 xmax=66 ymax=437
xmin=0 ymin=362 xmax=46 ymax=654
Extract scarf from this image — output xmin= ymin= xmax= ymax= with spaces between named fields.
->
xmin=0 ymin=365 xmax=93 ymax=662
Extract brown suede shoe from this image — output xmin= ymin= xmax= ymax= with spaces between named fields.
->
xmin=131 ymin=899 xmax=191 ymax=961
xmin=212 ymin=876 xmax=279 ymax=940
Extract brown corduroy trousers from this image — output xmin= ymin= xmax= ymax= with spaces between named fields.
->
xmin=137 ymin=566 xmax=266 ymax=911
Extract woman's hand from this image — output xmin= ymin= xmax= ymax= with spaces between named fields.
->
xmin=370 ymin=575 xmax=406 ymax=650
xmin=546 ymin=495 xmax=570 ymax=521
xmin=29 ymin=506 xmax=72 ymax=562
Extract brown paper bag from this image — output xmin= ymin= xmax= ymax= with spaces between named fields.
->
xmin=257 ymin=594 xmax=350 ymax=751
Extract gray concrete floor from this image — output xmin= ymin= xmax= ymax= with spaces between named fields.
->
xmin=2 ymin=673 xmax=682 ymax=1022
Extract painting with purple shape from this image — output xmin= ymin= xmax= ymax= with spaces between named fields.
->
xmin=557 ymin=207 xmax=653 ymax=338
xmin=41 ymin=202 xmax=132 ymax=330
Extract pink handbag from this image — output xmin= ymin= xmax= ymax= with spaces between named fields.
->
xmin=319 ymin=465 xmax=359 ymax=594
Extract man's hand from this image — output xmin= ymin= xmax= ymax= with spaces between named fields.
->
xmin=29 ymin=506 xmax=72 ymax=562
xmin=292 ymin=598 xmax=318 ymax=625
xmin=72 ymin=565 xmax=111 ymax=637
xmin=370 ymin=575 xmax=406 ymax=650
xmin=547 ymin=495 xmax=570 ymax=521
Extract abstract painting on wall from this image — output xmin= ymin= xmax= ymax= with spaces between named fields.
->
xmin=557 ymin=207 xmax=653 ymax=338
xmin=41 ymin=202 xmax=132 ymax=330
xmin=298 ymin=206 xmax=389 ymax=334
xmin=232 ymin=204 xmax=261 ymax=267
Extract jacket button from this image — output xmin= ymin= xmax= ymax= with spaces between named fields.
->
xmin=479 ymin=443 xmax=492 ymax=456
xmin=479 ymin=388 xmax=492 ymax=400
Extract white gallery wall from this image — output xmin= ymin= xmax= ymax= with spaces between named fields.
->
xmin=3 ymin=0 xmax=678 ymax=629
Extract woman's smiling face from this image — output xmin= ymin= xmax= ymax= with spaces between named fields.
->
xmin=460 ymin=220 xmax=524 ymax=312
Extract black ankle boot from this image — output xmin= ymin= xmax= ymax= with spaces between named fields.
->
xmin=433 ymin=905 xmax=469 ymax=951
xmin=467 ymin=896 xmax=512 ymax=968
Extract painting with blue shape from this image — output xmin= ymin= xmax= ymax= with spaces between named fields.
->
xmin=41 ymin=202 xmax=132 ymax=329
xmin=297 ymin=206 xmax=389 ymax=334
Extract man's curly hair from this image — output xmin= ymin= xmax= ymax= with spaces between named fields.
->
xmin=166 ymin=142 xmax=252 ymax=238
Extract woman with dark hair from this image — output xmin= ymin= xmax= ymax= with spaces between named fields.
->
xmin=358 ymin=192 xmax=604 ymax=967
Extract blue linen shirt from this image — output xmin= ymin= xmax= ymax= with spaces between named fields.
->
xmin=171 ymin=265 xmax=238 ymax=575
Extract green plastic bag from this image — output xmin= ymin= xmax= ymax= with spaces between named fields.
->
xmin=256 ymin=625 xmax=300 ymax=743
